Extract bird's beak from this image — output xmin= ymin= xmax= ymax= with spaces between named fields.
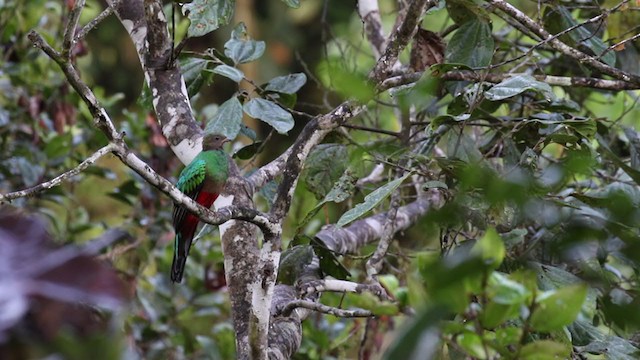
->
xmin=223 ymin=138 xmax=231 ymax=144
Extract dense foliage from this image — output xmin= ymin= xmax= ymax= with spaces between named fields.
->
xmin=1 ymin=0 xmax=640 ymax=359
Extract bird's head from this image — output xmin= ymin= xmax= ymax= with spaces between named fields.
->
xmin=202 ymin=133 xmax=230 ymax=150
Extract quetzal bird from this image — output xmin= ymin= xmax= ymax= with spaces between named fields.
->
xmin=171 ymin=133 xmax=230 ymax=283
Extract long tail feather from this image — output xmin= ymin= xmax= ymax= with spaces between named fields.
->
xmin=171 ymin=231 xmax=194 ymax=283
xmin=171 ymin=252 xmax=187 ymax=283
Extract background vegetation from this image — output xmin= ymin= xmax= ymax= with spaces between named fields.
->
xmin=1 ymin=0 xmax=640 ymax=359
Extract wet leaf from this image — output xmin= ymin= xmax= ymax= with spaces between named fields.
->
xmin=211 ymin=64 xmax=244 ymax=82
xmin=484 ymin=75 xmax=555 ymax=101
xmin=205 ymin=97 xmax=243 ymax=140
xmin=224 ymin=23 xmax=265 ymax=64
xmin=265 ymin=73 xmax=307 ymax=94
xmin=243 ymin=98 xmax=294 ymax=134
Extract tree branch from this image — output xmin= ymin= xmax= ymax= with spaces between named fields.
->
xmin=61 ymin=0 xmax=85 ymax=59
xmin=487 ymin=0 xmax=640 ymax=85
xmin=75 ymin=0 xmax=120 ymax=42
xmin=358 ymin=0 xmax=386 ymax=58
xmin=279 ymin=300 xmax=373 ymax=318
xmin=369 ymin=0 xmax=437 ymax=83
xmin=381 ymin=71 xmax=640 ymax=91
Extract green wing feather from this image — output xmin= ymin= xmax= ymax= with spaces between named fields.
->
xmin=172 ymin=158 xmax=207 ymax=228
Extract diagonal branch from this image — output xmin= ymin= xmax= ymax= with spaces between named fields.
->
xmin=487 ymin=0 xmax=640 ymax=85
xmin=61 ymin=0 xmax=85 ymax=59
xmin=369 ymin=0 xmax=437 ymax=83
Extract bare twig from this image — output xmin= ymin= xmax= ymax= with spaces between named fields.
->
xmin=280 ymin=300 xmax=373 ymax=318
xmin=62 ymin=0 xmax=86 ymax=58
xmin=298 ymin=279 xmax=388 ymax=300
xmin=75 ymin=0 xmax=120 ymax=42
xmin=370 ymin=0 xmax=437 ymax=83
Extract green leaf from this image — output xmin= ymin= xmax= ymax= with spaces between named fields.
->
xmin=458 ymin=331 xmax=490 ymax=359
xmin=44 ymin=133 xmax=72 ymax=159
xmin=183 ymin=0 xmax=235 ymax=38
xmin=301 ymin=144 xmax=349 ymax=200
xmin=224 ymin=23 xmax=266 ymax=64
xmin=337 ymin=172 xmax=411 ymax=227
xmin=480 ymin=302 xmax=518 ymax=328
xmin=265 ymin=73 xmax=307 ymax=94
xmin=530 ymin=284 xmax=587 ymax=332
xmin=471 ymin=228 xmax=505 ymax=269
xmin=211 ymin=65 xmax=244 ymax=82
xmin=243 ymin=98 xmax=294 ymax=134
xmin=484 ymin=75 xmax=555 ymax=101
xmin=180 ymin=57 xmax=212 ymax=97
xmin=531 ymin=262 xmax=598 ymax=321
xmin=311 ymin=237 xmax=351 ymax=280
xmin=571 ymin=320 xmax=640 ymax=360
xmin=278 ymin=245 xmax=315 ymax=285
xmin=205 ymin=97 xmax=243 ymax=140
xmin=520 ymin=340 xmax=571 ymax=360
xmin=297 ymin=169 xmax=357 ymax=231
xmin=323 ymin=61 xmax=375 ymax=102
xmin=280 ymin=0 xmax=300 ymax=8
xmin=445 ymin=18 xmax=494 ymax=68
xmin=488 ymin=272 xmax=530 ymax=305
xmin=445 ymin=0 xmax=490 ymax=24
xmin=383 ymin=306 xmax=446 ymax=360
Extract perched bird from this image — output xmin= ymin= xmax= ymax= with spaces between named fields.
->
xmin=171 ymin=133 xmax=230 ymax=283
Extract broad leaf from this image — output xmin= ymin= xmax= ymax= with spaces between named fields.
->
xmin=337 ymin=172 xmax=412 ymax=227
xmin=183 ymin=0 xmax=235 ymax=38
xmin=520 ymin=340 xmax=571 ymax=360
xmin=224 ymin=23 xmax=266 ymax=64
xmin=205 ymin=97 xmax=243 ymax=140
xmin=298 ymin=169 xmax=358 ymax=232
xmin=445 ymin=18 xmax=494 ymax=68
xmin=180 ymin=57 xmax=212 ymax=97
xmin=530 ymin=284 xmax=587 ymax=332
xmin=383 ymin=306 xmax=446 ymax=360
xmin=484 ymin=75 xmax=556 ymax=101
xmin=302 ymin=144 xmax=349 ymax=200
xmin=211 ymin=65 xmax=244 ymax=82
xmin=446 ymin=0 xmax=490 ymax=24
xmin=471 ymin=227 xmax=505 ymax=269
xmin=278 ymin=245 xmax=314 ymax=285
xmin=311 ymin=237 xmax=351 ymax=280
xmin=265 ymin=73 xmax=307 ymax=94
xmin=243 ymin=98 xmax=294 ymax=134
